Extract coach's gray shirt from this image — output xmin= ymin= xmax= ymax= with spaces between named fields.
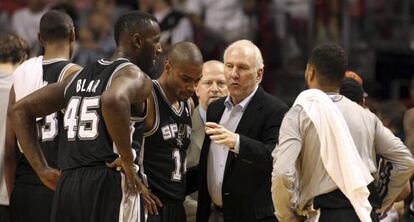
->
xmin=272 ymin=94 xmax=414 ymax=221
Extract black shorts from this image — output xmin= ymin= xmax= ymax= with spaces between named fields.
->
xmin=0 ymin=205 xmax=8 ymax=222
xmin=10 ymin=183 xmax=54 ymax=222
xmin=51 ymin=165 xmax=144 ymax=222
xmin=147 ymin=198 xmax=186 ymax=222
xmin=314 ymin=187 xmax=379 ymax=222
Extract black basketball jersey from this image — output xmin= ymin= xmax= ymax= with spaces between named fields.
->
xmin=139 ymin=80 xmax=192 ymax=201
xmin=15 ymin=59 xmax=73 ymax=185
xmin=60 ymin=58 xmax=144 ymax=170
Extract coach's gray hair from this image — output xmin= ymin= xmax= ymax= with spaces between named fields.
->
xmin=223 ymin=40 xmax=264 ymax=70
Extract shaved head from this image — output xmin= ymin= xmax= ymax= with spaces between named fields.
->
xmin=203 ymin=60 xmax=224 ymax=73
xmin=196 ymin=60 xmax=228 ymax=110
xmin=39 ymin=10 xmax=74 ymax=42
xmin=161 ymin=41 xmax=203 ymax=102
xmin=167 ymin=42 xmax=203 ymax=67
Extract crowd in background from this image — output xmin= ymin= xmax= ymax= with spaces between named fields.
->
xmin=1 ymin=1 xmax=414 ymax=220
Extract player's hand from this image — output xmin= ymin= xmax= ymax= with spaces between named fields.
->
xmin=106 ymin=157 xmax=123 ymax=171
xmin=140 ymin=186 xmax=163 ymax=215
xmin=120 ymin=161 xmax=141 ymax=195
xmin=38 ymin=167 xmax=61 ymax=191
xmin=205 ymin=122 xmax=237 ymax=149
xmin=107 ymin=158 xmax=163 ymax=214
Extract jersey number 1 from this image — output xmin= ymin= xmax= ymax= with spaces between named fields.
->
xmin=64 ymin=96 xmax=100 ymax=140
xmin=171 ymin=148 xmax=187 ymax=182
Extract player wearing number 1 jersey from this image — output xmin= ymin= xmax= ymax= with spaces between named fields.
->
xmin=140 ymin=42 xmax=203 ymax=222
xmin=6 ymin=11 xmax=81 ymax=222
xmin=10 ymin=11 xmax=162 ymax=222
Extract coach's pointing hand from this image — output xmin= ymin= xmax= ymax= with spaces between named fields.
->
xmin=205 ymin=122 xmax=237 ymax=149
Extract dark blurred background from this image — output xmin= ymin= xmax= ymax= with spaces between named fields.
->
xmin=1 ymin=0 xmax=414 ymax=108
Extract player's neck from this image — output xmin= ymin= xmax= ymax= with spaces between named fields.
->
xmin=43 ymin=44 xmax=70 ymax=61
xmin=158 ymin=76 xmax=180 ymax=109
xmin=111 ymin=49 xmax=127 ymax=61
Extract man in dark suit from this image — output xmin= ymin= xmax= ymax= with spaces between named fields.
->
xmin=196 ymin=40 xmax=289 ymax=222
xmin=185 ymin=60 xmax=228 ymax=222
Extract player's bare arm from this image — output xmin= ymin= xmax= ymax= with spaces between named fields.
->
xmin=61 ymin=64 xmax=82 ymax=81
xmin=101 ymin=65 xmax=162 ymax=214
xmin=9 ymin=76 xmax=73 ymax=190
xmin=102 ymin=65 xmax=151 ymax=177
xmin=5 ymin=64 xmax=81 ymax=195
xmin=145 ymin=90 xmax=156 ymax=133
xmin=4 ymin=87 xmax=17 ymax=196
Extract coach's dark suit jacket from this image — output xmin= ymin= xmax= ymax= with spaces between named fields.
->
xmin=196 ymin=86 xmax=288 ymax=222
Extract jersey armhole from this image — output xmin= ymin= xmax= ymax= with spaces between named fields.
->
xmin=63 ymin=68 xmax=83 ymax=96
xmin=57 ymin=63 xmax=76 ymax=82
xmin=186 ymin=98 xmax=193 ymax=115
xmin=143 ymin=89 xmax=160 ymax=137
xmin=130 ymin=100 xmax=147 ymax=122
xmin=105 ymin=62 xmax=134 ymax=90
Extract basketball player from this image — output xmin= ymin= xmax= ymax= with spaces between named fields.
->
xmin=5 ymin=10 xmax=81 ymax=222
xmin=140 ymin=41 xmax=203 ymax=222
xmin=10 ymin=11 xmax=162 ymax=222
xmin=0 ymin=33 xmax=28 ymax=222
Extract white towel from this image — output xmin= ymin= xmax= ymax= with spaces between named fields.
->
xmin=13 ymin=56 xmax=44 ymax=101
xmin=294 ymin=89 xmax=374 ymax=222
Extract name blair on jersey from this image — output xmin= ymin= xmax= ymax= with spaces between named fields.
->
xmin=75 ymin=78 xmax=192 ymax=141
xmin=76 ymin=79 xmax=101 ymax=93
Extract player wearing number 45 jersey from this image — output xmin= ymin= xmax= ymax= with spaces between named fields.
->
xmin=5 ymin=11 xmax=81 ymax=222
xmin=140 ymin=41 xmax=203 ymax=222
xmin=11 ymin=11 xmax=162 ymax=222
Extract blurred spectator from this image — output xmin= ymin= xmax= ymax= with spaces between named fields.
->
xmin=185 ymin=0 xmax=253 ymax=43
xmin=0 ymin=33 xmax=29 ymax=222
xmin=0 ymin=11 xmax=11 ymax=35
xmin=340 ymin=70 xmax=368 ymax=107
xmin=11 ymin=0 xmax=49 ymax=53
xmin=72 ymin=9 xmax=114 ymax=66
xmin=340 ymin=77 xmax=365 ymax=105
xmin=138 ymin=0 xmax=193 ymax=78
xmin=139 ymin=0 xmax=193 ymax=48
xmin=1 ymin=0 xmax=26 ymax=15
xmin=377 ymin=100 xmax=407 ymax=140
xmin=51 ymin=2 xmax=80 ymax=31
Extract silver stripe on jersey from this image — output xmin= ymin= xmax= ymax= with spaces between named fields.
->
xmin=143 ymin=89 xmax=160 ymax=137
xmin=98 ymin=58 xmax=129 ymax=66
xmin=57 ymin=63 xmax=76 ymax=82
xmin=63 ymin=68 xmax=83 ymax=96
xmin=152 ymin=80 xmax=185 ymax=116
xmin=138 ymin=137 xmax=149 ymax=187
xmin=105 ymin=62 xmax=134 ymax=90
xmin=130 ymin=100 xmax=147 ymax=122
xmin=42 ymin=58 xmax=67 ymax=65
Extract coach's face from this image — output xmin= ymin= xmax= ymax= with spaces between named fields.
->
xmin=224 ymin=46 xmax=262 ymax=105
xmin=139 ymin=20 xmax=162 ymax=73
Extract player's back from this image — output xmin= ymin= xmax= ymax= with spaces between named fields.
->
xmin=60 ymin=58 xmax=133 ymax=170
xmin=15 ymin=58 xmax=73 ymax=185
xmin=140 ymin=80 xmax=192 ymax=201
